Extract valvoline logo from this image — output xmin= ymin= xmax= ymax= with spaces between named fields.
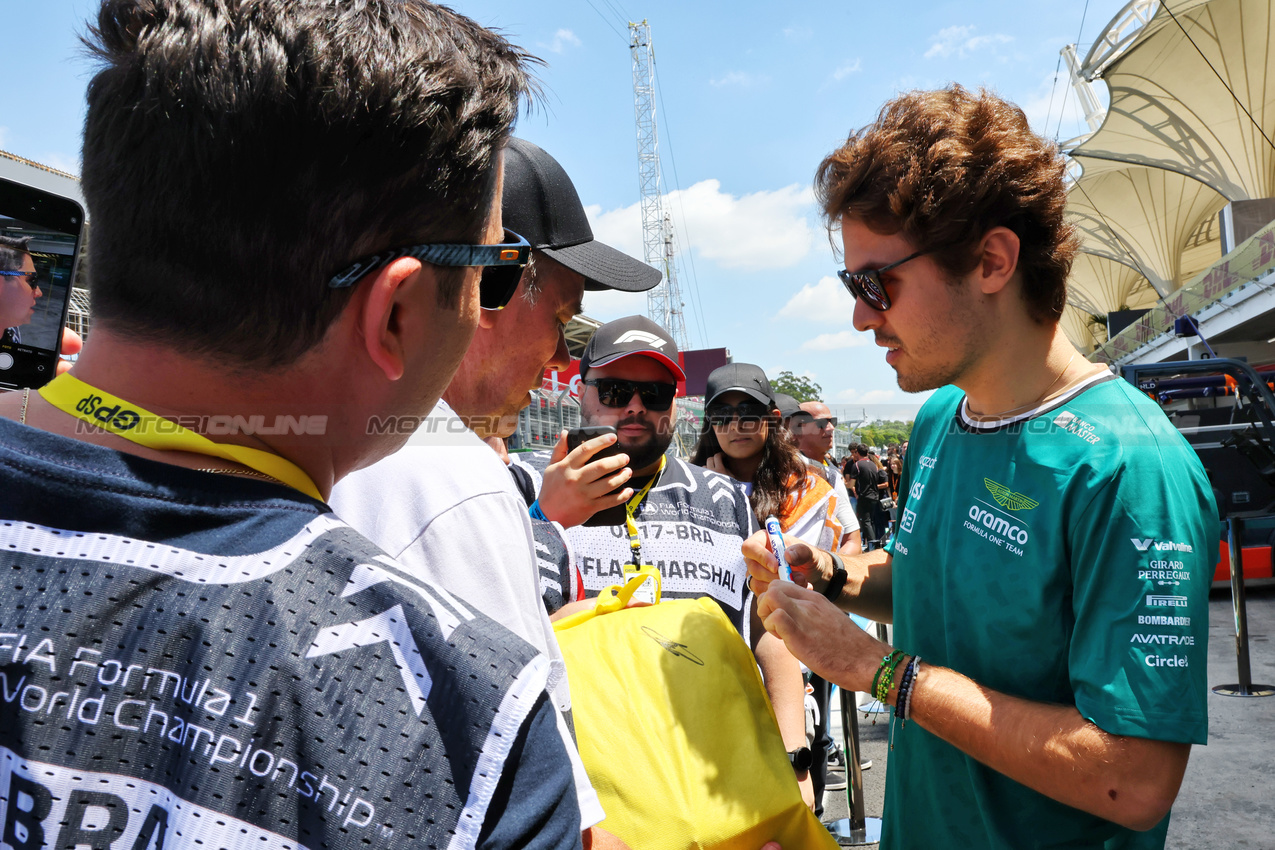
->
xmin=75 ymin=393 xmax=142 ymax=431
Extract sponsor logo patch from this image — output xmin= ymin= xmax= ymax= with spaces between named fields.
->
xmin=984 ymin=479 xmax=1039 ymax=511
xmin=1146 ymin=594 xmax=1189 ymax=608
xmin=1132 ymin=538 xmax=1194 ymax=553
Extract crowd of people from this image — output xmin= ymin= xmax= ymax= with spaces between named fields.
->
xmin=0 ymin=2 xmax=1221 ymax=849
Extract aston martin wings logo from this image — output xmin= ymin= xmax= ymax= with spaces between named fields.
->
xmin=984 ymin=479 xmax=1039 ymax=511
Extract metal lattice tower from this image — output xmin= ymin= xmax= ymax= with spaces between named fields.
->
xmin=629 ymin=20 xmax=689 ymax=350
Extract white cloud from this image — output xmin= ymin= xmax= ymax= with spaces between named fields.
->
xmin=832 ymin=59 xmax=861 ymax=82
xmin=580 ymin=286 xmax=651 ymax=324
xmin=802 ymin=331 xmax=870 ymax=351
xmin=925 ymin=25 xmax=1012 ymax=59
xmin=710 ymin=71 xmax=767 ymax=88
xmin=783 ymin=26 xmax=812 ymax=41
xmin=542 ymin=28 xmax=581 ymax=54
xmin=586 ymin=179 xmax=816 ymax=272
xmin=777 ymin=276 xmax=857 ymax=324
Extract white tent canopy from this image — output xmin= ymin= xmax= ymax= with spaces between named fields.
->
xmin=1060 ymin=0 xmax=1275 ymax=349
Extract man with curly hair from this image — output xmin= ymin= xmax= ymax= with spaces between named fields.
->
xmin=747 ymin=86 xmax=1218 ymax=849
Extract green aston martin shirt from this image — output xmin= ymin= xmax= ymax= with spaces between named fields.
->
xmin=882 ymin=371 xmax=1217 ymax=850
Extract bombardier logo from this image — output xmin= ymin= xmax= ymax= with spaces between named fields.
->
xmin=1131 ymin=538 xmax=1194 ymax=553
xmin=613 ymin=330 xmax=667 ymax=348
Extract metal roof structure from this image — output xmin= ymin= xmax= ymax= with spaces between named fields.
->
xmin=1061 ymin=0 xmax=1275 ymax=350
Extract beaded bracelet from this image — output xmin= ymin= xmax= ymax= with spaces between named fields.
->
xmin=896 ymin=656 xmax=921 ymax=726
xmin=894 ymin=658 xmax=913 ymax=721
xmin=873 ymin=650 xmax=905 ymax=704
xmin=870 ymin=650 xmax=904 ymax=704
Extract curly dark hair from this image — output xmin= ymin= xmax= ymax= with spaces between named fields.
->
xmin=814 ymin=85 xmax=1080 ymax=324
xmin=690 ymin=415 xmax=810 ymax=524
xmin=82 ymin=0 xmax=537 ymax=367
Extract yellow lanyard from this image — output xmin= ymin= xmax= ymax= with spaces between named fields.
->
xmin=39 ymin=373 xmax=323 ymax=501
xmin=623 ymin=456 xmax=666 ymax=567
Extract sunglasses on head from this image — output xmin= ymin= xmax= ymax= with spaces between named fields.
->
xmin=584 ymin=378 xmax=677 ymax=411
xmin=328 ymin=228 xmax=531 ymax=311
xmin=0 ymin=270 xmax=39 ymax=287
xmin=707 ymin=401 xmax=772 ymax=427
xmin=836 ymin=248 xmax=931 ymax=312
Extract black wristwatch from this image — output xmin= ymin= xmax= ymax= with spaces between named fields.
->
xmin=787 ymin=746 xmax=813 ymax=773
xmin=823 ymin=551 xmax=848 ymax=602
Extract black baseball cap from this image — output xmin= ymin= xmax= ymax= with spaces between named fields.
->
xmin=579 ymin=315 xmax=686 ymax=380
xmin=705 ymin=363 xmax=775 ymax=408
xmin=503 ymin=138 xmax=662 ymax=292
xmin=773 ymin=392 xmax=802 ymax=419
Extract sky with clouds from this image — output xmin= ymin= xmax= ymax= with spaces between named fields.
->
xmin=2 ymin=0 xmax=1121 ymax=422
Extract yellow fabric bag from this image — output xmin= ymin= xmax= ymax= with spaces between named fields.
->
xmin=554 ymin=577 xmax=838 ymax=850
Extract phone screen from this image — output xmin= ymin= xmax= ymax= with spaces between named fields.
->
xmin=0 ymin=177 xmax=84 ymax=390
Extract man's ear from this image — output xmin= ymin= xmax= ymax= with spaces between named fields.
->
xmin=974 ymin=226 xmax=1021 ymax=296
xmin=359 ymin=256 xmax=430 ymax=382
xmin=476 ymin=304 xmax=502 ymax=331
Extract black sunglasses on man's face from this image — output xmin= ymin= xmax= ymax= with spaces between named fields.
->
xmin=328 ymin=228 xmax=531 ymax=311
xmin=584 ymin=378 xmax=677 ymax=411
xmin=836 ymin=248 xmax=931 ymax=312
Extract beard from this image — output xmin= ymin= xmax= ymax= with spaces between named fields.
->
xmin=614 ymin=415 xmax=674 ymax=471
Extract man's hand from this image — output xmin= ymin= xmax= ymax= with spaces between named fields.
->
xmin=742 ymin=529 xmax=834 ymax=595
xmin=539 ymin=430 xmax=633 ymax=528
xmin=757 ymin=582 xmax=890 ymax=693
xmin=705 ymin=451 xmax=736 ymax=479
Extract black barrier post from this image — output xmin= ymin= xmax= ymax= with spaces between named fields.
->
xmin=1212 ymin=516 xmax=1275 ymax=698
xmin=825 ymin=686 xmax=882 ymax=845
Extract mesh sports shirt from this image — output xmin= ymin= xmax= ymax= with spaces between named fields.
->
xmin=882 ymin=373 xmax=1217 ymax=850
xmin=517 ymin=454 xmax=759 ymax=638
xmin=0 ymin=418 xmax=581 ymax=850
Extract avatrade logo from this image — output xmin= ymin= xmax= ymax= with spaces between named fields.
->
xmin=984 ymin=479 xmax=1039 ymax=511
xmin=613 ymin=330 xmax=667 ymax=348
xmin=1131 ymin=633 xmax=1195 ymax=646
xmin=1131 ymin=539 xmax=1194 ymax=553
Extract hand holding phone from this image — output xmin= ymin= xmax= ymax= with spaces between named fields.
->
xmin=0 ymin=177 xmax=85 ymax=390
xmin=538 ymin=426 xmax=633 ymax=528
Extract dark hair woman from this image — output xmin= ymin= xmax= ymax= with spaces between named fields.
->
xmin=691 ymin=364 xmax=842 ymax=548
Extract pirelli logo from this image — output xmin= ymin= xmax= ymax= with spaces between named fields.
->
xmin=1146 ymin=594 xmax=1189 ymax=608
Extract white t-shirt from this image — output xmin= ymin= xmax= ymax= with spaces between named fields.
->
xmin=329 ymin=400 xmax=604 ymax=831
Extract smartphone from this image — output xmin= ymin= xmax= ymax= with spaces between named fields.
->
xmin=0 ymin=177 xmax=85 ymax=390
xmin=566 ymin=425 xmax=621 ymax=459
